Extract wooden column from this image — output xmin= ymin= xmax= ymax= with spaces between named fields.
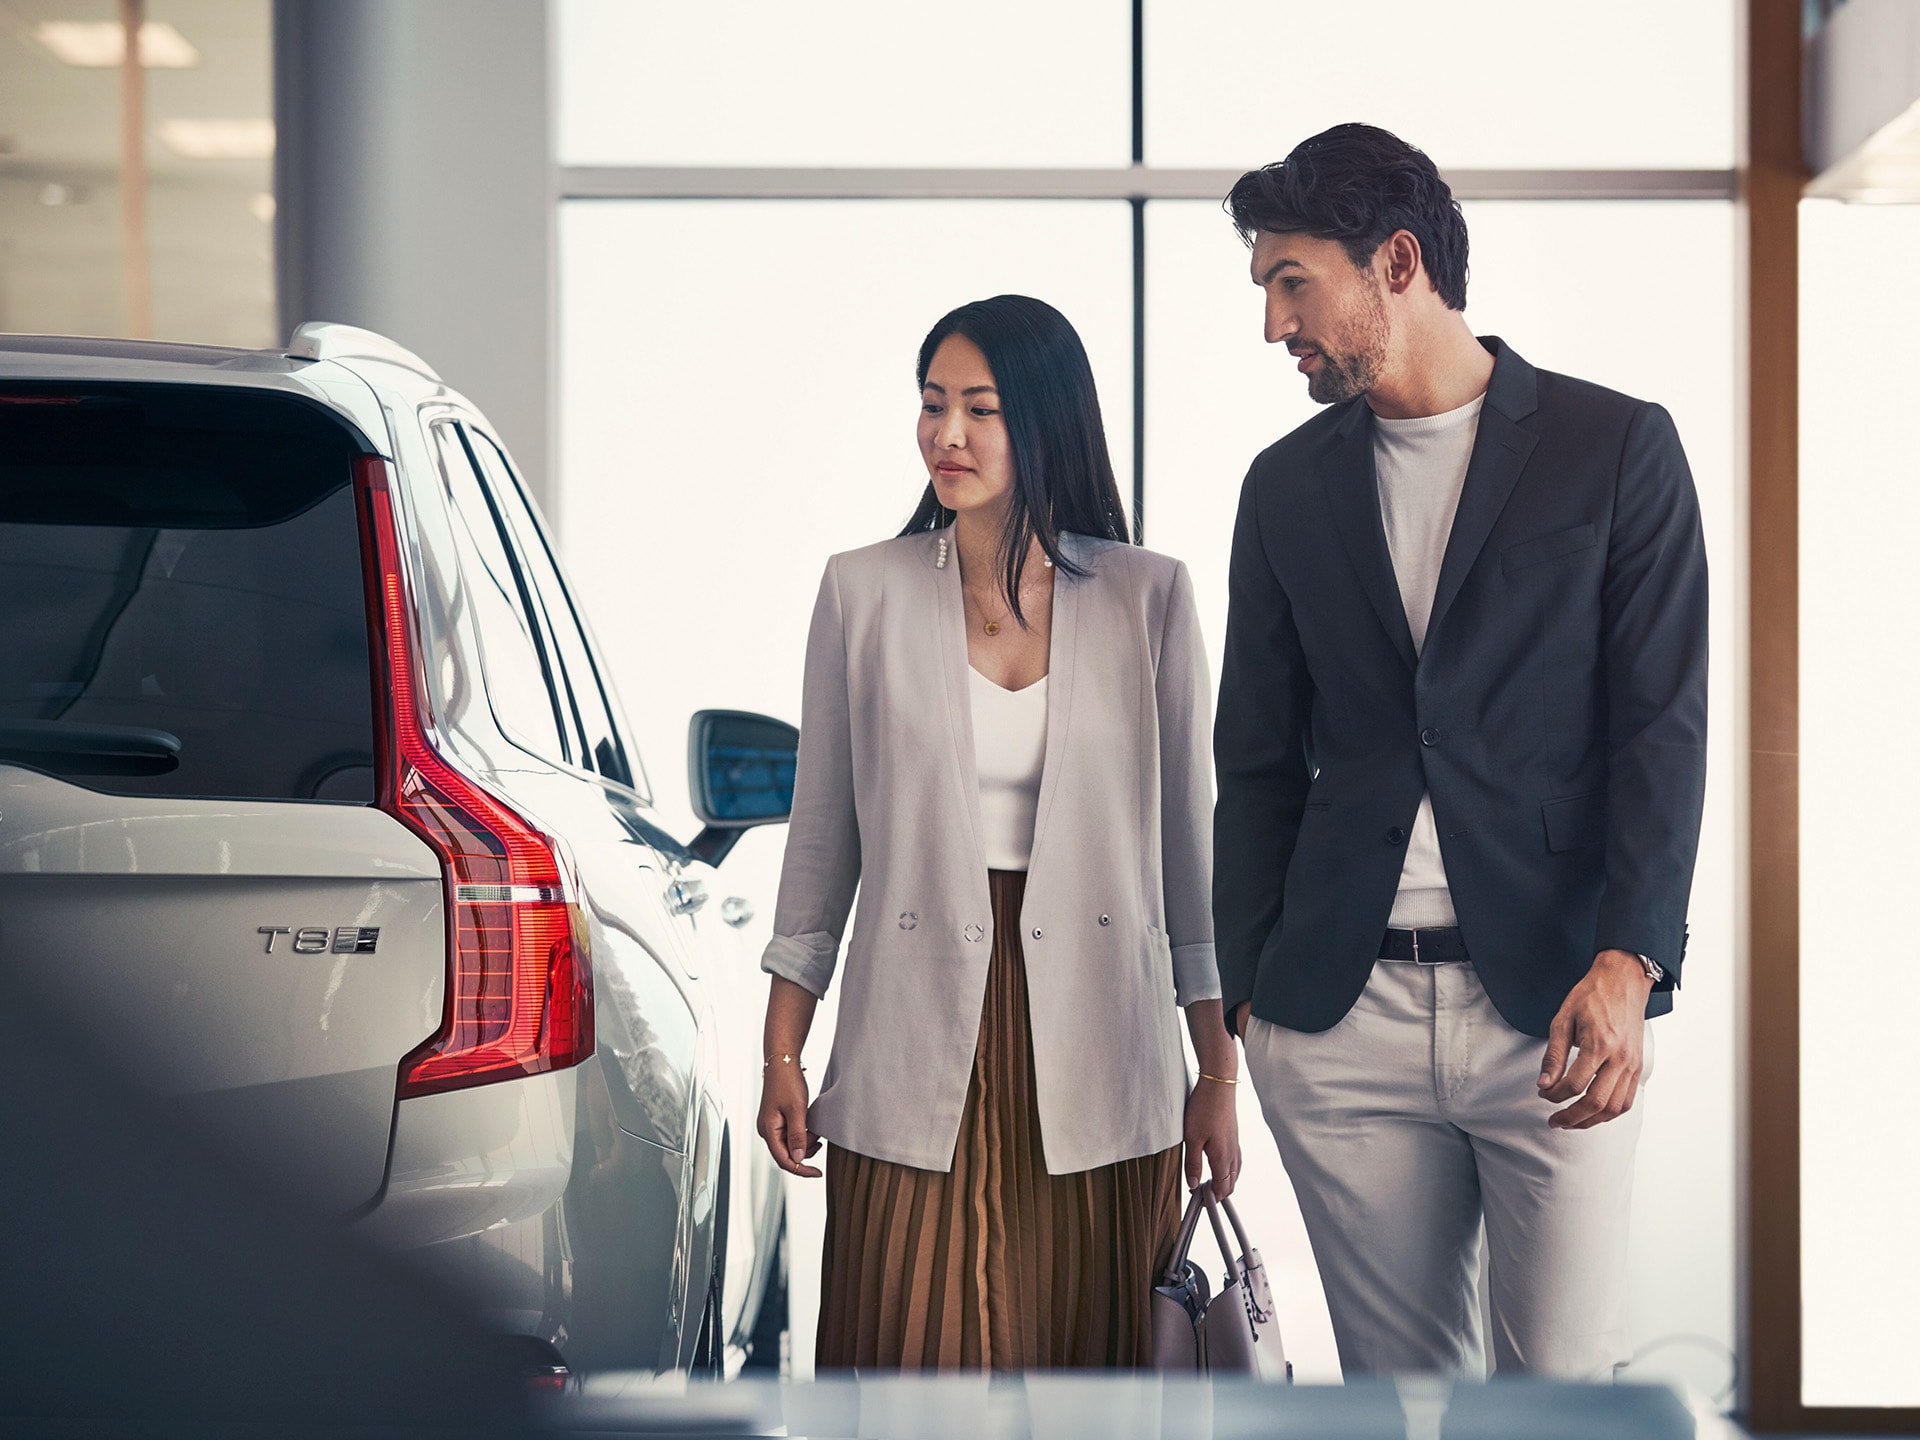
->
xmin=119 ymin=0 xmax=151 ymax=337
xmin=1743 ymin=4 xmax=1801 ymax=1427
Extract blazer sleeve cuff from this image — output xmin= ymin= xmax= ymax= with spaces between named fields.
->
xmin=1172 ymin=942 xmax=1223 ymax=1007
xmin=760 ymin=932 xmax=840 ymax=999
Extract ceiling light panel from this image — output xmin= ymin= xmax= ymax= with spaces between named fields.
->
xmin=35 ymin=20 xmax=200 ymax=68
xmin=156 ymin=119 xmax=276 ymax=161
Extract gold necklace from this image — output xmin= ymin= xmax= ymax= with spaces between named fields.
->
xmin=970 ymin=581 xmax=1048 ymax=637
xmin=957 ymin=549 xmax=1055 ymax=637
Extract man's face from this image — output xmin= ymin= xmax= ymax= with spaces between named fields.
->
xmin=1249 ymin=230 xmax=1390 ymax=405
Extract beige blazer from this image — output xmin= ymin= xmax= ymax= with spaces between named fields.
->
xmin=761 ymin=527 xmax=1220 ymax=1174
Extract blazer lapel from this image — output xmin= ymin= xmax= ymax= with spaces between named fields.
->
xmin=1425 ymin=340 xmax=1541 ymax=647
xmin=1025 ymin=533 xmax=1080 ymax=878
xmin=927 ymin=527 xmax=989 ymax=878
xmin=1321 ymin=403 xmax=1418 ymax=671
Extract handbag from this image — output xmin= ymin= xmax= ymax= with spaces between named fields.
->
xmin=1151 ymin=1181 xmax=1290 ymax=1379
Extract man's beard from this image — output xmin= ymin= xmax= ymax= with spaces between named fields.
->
xmin=1303 ymin=280 xmax=1390 ymax=405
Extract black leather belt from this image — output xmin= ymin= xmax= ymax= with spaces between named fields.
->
xmin=1380 ymin=926 xmax=1468 ymax=964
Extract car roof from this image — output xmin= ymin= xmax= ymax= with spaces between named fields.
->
xmin=0 ymin=334 xmax=295 ymax=369
xmin=0 ymin=332 xmax=431 ymax=459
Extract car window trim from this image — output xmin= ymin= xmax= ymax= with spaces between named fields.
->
xmin=427 ymin=417 xmax=575 ymax=767
xmin=455 ymin=422 xmax=599 ymax=769
xmin=462 ymin=422 xmax=650 ymax=805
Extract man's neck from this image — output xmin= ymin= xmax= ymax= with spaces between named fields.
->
xmin=1366 ymin=318 xmax=1495 ymax=420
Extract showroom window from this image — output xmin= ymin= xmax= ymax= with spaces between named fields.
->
xmin=554 ymin=0 xmax=1740 ymax=1394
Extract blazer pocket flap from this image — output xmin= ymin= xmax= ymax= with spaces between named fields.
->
xmin=1542 ymin=790 xmax=1607 ymax=852
xmin=1502 ymin=522 xmax=1598 ymax=573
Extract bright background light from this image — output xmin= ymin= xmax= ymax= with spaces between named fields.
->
xmin=559 ymin=0 xmax=1130 ymax=168
xmin=557 ymin=0 xmax=1743 ymax=1395
xmin=1142 ymin=196 xmax=1739 ymax=1393
xmin=1797 ymin=198 xmax=1920 ymax=1410
xmin=1143 ymin=0 xmax=1736 ymax=170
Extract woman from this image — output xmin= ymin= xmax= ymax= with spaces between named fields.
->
xmin=756 ymin=294 xmax=1239 ymax=1371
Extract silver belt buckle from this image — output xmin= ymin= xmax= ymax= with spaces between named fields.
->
xmin=1411 ymin=929 xmax=1421 ymax=963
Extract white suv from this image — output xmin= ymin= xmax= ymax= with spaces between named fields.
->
xmin=0 ymin=323 xmax=791 ymax=1378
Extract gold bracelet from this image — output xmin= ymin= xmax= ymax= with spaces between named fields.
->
xmin=1199 ymin=1072 xmax=1238 ymax=1086
xmin=763 ymin=1052 xmax=806 ymax=1074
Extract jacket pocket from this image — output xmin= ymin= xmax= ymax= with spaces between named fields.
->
xmin=1502 ymin=522 xmax=1598 ymax=573
xmin=1542 ymin=789 xmax=1606 ymax=852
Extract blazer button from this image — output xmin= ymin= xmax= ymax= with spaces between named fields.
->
xmin=1386 ymin=826 xmax=1407 ymax=845
xmin=1420 ymin=726 xmax=1441 ymax=746
xmin=1099 ymin=914 xmax=1110 ymax=926
xmin=1031 ymin=927 xmax=1044 ymax=940
xmin=963 ymin=923 xmax=985 ymax=942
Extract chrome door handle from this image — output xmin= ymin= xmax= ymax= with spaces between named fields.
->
xmin=720 ymin=896 xmax=755 ymax=929
xmin=666 ymin=877 xmax=708 ymax=916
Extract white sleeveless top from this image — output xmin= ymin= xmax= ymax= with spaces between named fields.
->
xmin=969 ymin=667 xmax=1049 ymax=871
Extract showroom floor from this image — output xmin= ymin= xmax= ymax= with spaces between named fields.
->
xmin=543 ymin=1373 xmax=1757 ymax=1438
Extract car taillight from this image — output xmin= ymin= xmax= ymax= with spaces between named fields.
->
xmin=354 ymin=454 xmax=593 ymax=1097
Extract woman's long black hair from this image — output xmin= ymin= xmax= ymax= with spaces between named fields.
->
xmin=899 ymin=294 xmax=1130 ymax=629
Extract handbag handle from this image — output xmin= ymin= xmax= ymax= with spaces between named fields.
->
xmin=1159 ymin=1182 xmax=1214 ymax=1284
xmin=1202 ymin=1187 xmax=1238 ymax=1268
xmin=1216 ymin=1191 xmax=1257 ymax=1263
xmin=1160 ymin=1181 xmax=1260 ymax=1286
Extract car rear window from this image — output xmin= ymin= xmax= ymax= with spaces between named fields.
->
xmin=0 ymin=384 xmax=375 ymax=802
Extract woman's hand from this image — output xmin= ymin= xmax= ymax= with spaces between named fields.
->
xmin=759 ymin=977 xmax=824 ymax=1179
xmin=1183 ymin=1075 xmax=1242 ymax=1200
xmin=1182 ymin=998 xmax=1242 ymax=1198
xmin=757 ymin=1059 xmax=823 ymax=1179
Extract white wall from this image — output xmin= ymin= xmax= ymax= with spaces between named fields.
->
xmin=557 ymin=199 xmax=1135 ymax=1372
xmin=1797 ymin=198 xmax=1920 ymax=1410
xmin=557 ymin=195 xmax=1743 ymax=1395
xmin=1142 ymin=198 xmax=1741 ymax=1396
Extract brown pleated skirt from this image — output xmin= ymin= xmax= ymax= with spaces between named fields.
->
xmin=816 ymin=870 xmax=1183 ymax=1371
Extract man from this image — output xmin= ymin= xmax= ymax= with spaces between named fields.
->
xmin=1212 ymin=124 xmax=1707 ymax=1379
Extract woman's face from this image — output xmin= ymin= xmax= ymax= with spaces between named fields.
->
xmin=918 ymin=333 xmax=1015 ymax=518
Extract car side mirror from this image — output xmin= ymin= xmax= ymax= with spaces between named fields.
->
xmin=685 ymin=709 xmax=798 ymax=867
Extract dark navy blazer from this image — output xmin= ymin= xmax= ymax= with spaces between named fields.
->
xmin=1213 ymin=338 xmax=1708 ymax=1039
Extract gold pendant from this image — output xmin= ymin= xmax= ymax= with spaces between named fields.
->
xmin=984 ymin=621 xmax=1000 ymax=636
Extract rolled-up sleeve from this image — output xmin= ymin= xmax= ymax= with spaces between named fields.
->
xmin=1157 ymin=560 xmax=1221 ymax=1007
xmin=760 ymin=557 xmax=861 ymax=999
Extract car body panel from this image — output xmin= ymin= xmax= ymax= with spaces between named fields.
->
xmin=358 ymin=1068 xmax=576 ymax=1252
xmin=0 ymin=331 xmax=790 ymax=1376
xmin=0 ymin=765 xmax=445 ymax=1215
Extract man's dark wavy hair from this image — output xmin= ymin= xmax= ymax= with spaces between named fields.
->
xmin=1225 ymin=123 xmax=1470 ymax=311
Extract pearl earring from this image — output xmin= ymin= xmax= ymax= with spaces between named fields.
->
xmin=935 ymin=537 xmax=949 ymax=569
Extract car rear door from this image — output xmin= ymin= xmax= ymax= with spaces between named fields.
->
xmin=466 ymin=428 xmax=781 ymax=1353
xmin=0 ymin=383 xmax=446 ymax=1216
xmin=422 ymin=413 xmax=716 ymax=1367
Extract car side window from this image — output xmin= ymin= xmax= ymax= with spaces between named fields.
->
xmin=466 ymin=429 xmax=648 ymax=800
xmin=428 ymin=421 xmax=571 ymax=764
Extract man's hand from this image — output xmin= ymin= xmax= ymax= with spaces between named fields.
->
xmin=1538 ymin=949 xmax=1653 ymax=1129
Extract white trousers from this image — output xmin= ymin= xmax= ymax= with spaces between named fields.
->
xmin=1244 ymin=960 xmax=1647 ymax=1379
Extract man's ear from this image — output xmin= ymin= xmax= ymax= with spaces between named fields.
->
xmin=1380 ymin=229 xmax=1424 ymax=297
